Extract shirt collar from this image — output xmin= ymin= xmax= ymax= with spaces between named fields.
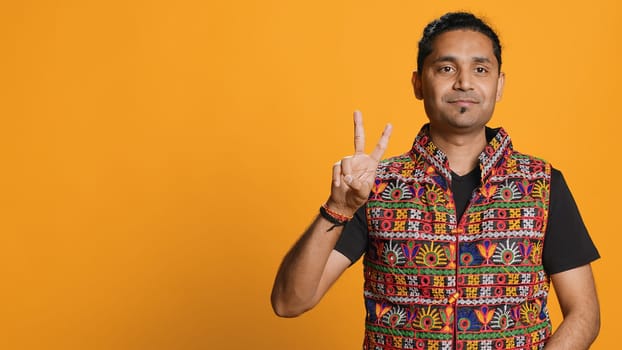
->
xmin=410 ymin=124 xmax=513 ymax=182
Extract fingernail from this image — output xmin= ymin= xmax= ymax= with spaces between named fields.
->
xmin=344 ymin=175 xmax=353 ymax=184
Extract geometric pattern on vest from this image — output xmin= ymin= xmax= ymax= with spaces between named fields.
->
xmin=363 ymin=125 xmax=552 ymax=350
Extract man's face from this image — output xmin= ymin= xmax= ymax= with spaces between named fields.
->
xmin=413 ymin=30 xmax=505 ymax=134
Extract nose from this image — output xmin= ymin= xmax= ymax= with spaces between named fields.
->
xmin=453 ymin=69 xmax=473 ymax=91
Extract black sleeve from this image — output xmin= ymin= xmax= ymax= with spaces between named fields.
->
xmin=334 ymin=205 xmax=368 ymax=264
xmin=543 ymin=168 xmax=600 ymax=275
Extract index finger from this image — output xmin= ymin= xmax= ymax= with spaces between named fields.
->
xmin=353 ymin=110 xmax=365 ymax=154
xmin=370 ymin=123 xmax=393 ymax=161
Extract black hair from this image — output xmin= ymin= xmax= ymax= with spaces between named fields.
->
xmin=417 ymin=12 xmax=502 ymax=73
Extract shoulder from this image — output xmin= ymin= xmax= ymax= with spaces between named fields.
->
xmin=505 ymin=149 xmax=552 ymax=178
xmin=377 ymin=151 xmax=423 ymax=177
xmin=508 ymin=149 xmax=550 ymax=167
xmin=548 ymin=167 xmax=571 ymax=198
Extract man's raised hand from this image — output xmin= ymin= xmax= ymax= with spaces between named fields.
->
xmin=326 ymin=110 xmax=392 ymax=216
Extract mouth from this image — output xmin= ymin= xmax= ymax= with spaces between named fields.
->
xmin=448 ymin=99 xmax=479 ymax=106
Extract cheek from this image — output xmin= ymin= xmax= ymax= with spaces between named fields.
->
xmin=422 ymin=84 xmax=446 ymax=101
xmin=473 ymin=87 xmax=494 ymax=105
xmin=422 ymin=99 xmax=440 ymax=118
xmin=483 ymin=81 xmax=501 ymax=98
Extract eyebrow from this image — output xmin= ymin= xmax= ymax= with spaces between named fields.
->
xmin=432 ymin=56 xmax=493 ymax=64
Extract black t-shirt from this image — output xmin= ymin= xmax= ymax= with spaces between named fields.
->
xmin=335 ymin=167 xmax=599 ymax=275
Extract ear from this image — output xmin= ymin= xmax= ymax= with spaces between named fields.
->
xmin=495 ymin=72 xmax=505 ymax=101
xmin=412 ymin=71 xmax=423 ymax=100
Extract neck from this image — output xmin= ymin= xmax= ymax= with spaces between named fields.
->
xmin=428 ymin=125 xmax=487 ymax=176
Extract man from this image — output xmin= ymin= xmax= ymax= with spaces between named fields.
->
xmin=271 ymin=12 xmax=600 ymax=350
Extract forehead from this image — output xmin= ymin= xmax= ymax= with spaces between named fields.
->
xmin=426 ymin=29 xmax=497 ymax=66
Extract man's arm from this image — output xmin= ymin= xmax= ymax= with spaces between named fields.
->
xmin=544 ymin=264 xmax=600 ymax=349
xmin=270 ymin=111 xmax=392 ymax=317
xmin=270 ymin=218 xmax=352 ymax=317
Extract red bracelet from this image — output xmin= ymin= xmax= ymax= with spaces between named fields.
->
xmin=319 ymin=204 xmax=352 ymax=232
xmin=321 ymin=203 xmax=354 ymax=222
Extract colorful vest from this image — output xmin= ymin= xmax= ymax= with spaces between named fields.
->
xmin=363 ymin=126 xmax=552 ymax=350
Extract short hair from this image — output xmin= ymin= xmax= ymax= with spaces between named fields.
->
xmin=417 ymin=12 xmax=502 ymax=73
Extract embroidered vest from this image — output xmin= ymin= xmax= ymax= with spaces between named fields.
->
xmin=363 ymin=126 xmax=552 ymax=350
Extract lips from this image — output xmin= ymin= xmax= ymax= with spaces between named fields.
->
xmin=447 ymin=98 xmax=479 ymax=104
xmin=449 ymin=100 xmax=479 ymax=109
xmin=446 ymin=96 xmax=480 ymax=109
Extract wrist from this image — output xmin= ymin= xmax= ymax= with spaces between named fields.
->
xmin=324 ymin=198 xmax=357 ymax=218
xmin=319 ymin=203 xmax=353 ymax=232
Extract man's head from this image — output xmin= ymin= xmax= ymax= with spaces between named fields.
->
xmin=417 ymin=12 xmax=502 ymax=74
xmin=412 ymin=12 xmax=505 ymax=135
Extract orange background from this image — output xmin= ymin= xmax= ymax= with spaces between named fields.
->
xmin=1 ymin=1 xmax=619 ymax=349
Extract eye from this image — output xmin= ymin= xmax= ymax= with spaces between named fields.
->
xmin=475 ymin=67 xmax=488 ymax=74
xmin=439 ymin=66 xmax=455 ymax=73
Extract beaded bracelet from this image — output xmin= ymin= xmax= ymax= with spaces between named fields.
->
xmin=319 ymin=203 xmax=353 ymax=231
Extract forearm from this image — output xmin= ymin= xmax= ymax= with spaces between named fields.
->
xmin=270 ymin=214 xmax=345 ymax=317
xmin=545 ymin=265 xmax=601 ymax=350
xmin=544 ymin=309 xmax=600 ymax=350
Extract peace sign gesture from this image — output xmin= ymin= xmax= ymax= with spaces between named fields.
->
xmin=326 ymin=111 xmax=392 ymax=216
